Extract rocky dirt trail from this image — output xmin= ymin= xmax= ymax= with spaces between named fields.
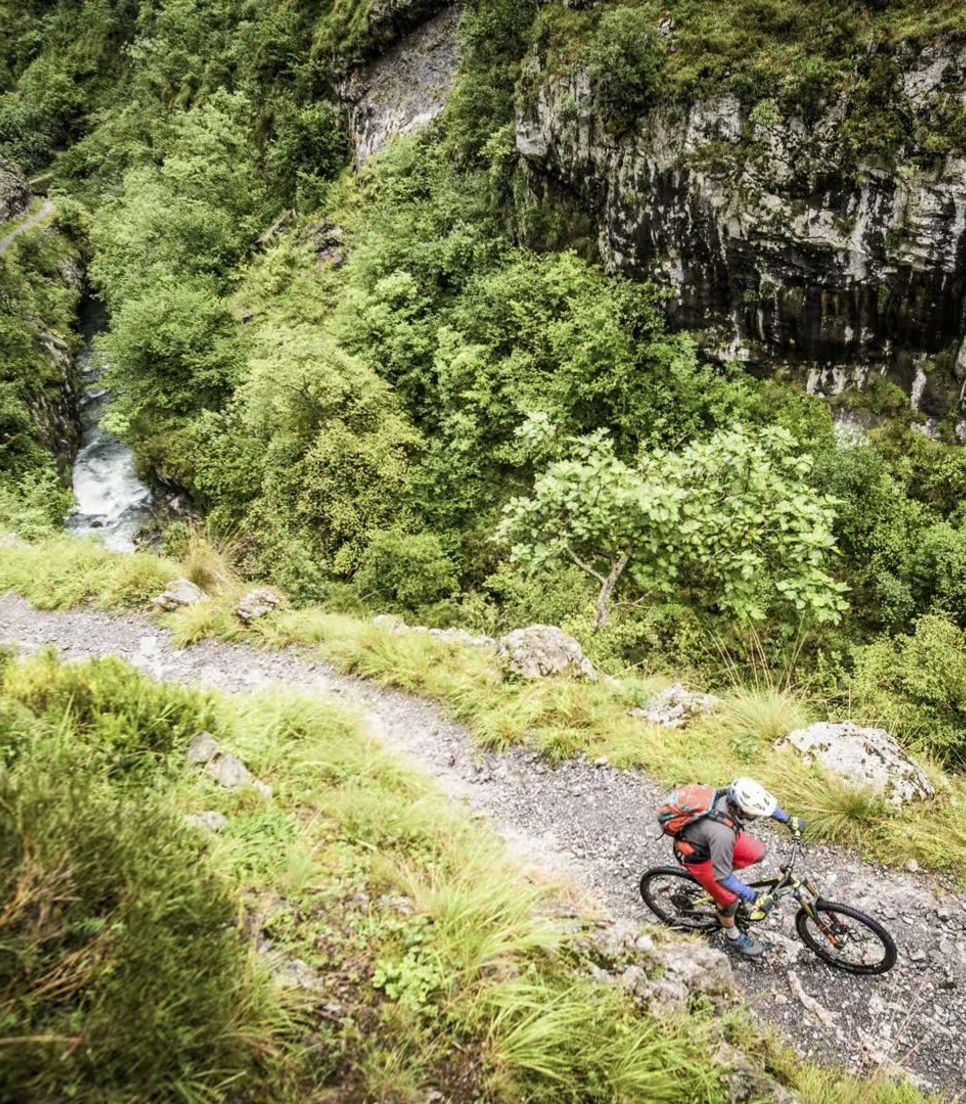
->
xmin=1 ymin=592 xmax=963 ymax=1098
xmin=0 ymin=198 xmax=55 ymax=254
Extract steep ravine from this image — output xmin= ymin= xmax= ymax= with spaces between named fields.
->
xmin=65 ymin=302 xmax=153 ymax=551
xmin=1 ymin=593 xmax=963 ymax=1099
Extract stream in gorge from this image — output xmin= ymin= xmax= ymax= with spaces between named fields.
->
xmin=66 ymin=302 xmax=152 ymax=552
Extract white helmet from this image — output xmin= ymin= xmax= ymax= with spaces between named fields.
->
xmin=728 ymin=777 xmax=777 ymax=818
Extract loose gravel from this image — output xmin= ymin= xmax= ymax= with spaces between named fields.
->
xmin=1 ymin=593 xmax=963 ymax=1098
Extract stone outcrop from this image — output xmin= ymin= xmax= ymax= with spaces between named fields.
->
xmin=496 ymin=624 xmax=598 ymax=681
xmin=236 ymin=588 xmax=282 ymax=624
xmin=630 ymin=683 xmax=722 ymax=728
xmin=343 ymin=3 xmax=463 ymax=167
xmin=153 ymin=578 xmax=209 ymax=611
xmin=0 ymin=156 xmax=30 ymax=222
xmin=777 ymin=721 xmax=936 ymax=806
xmin=516 ymin=42 xmax=966 ymax=418
xmin=185 ymin=731 xmax=272 ymax=797
xmin=582 ymin=919 xmax=734 ymax=1013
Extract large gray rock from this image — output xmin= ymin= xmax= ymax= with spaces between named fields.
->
xmin=153 ymin=577 xmax=208 ymax=611
xmin=777 ymin=722 xmax=936 ymax=806
xmin=496 ymin=624 xmax=598 ymax=681
xmin=372 ymin=613 xmax=495 ymax=648
xmin=0 ymin=156 xmax=30 ymax=222
xmin=184 ymin=810 xmax=229 ymax=834
xmin=343 ymin=4 xmax=463 ymax=167
xmin=205 ymin=753 xmax=254 ymax=790
xmin=630 ymin=683 xmax=722 ymax=728
xmin=236 ymin=588 xmax=281 ymax=624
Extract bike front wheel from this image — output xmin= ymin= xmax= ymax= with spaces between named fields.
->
xmin=795 ymin=900 xmax=897 ymax=975
xmin=639 ymin=866 xmax=720 ymax=932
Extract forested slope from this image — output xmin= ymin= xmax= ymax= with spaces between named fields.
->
xmin=1 ymin=0 xmax=965 ymax=761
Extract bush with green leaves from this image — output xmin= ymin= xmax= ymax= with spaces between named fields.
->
xmin=584 ymin=6 xmax=666 ymax=132
xmin=850 ymin=615 xmax=966 ymax=764
xmin=498 ymin=422 xmax=848 ymax=632
xmin=355 ymin=528 xmax=459 ymax=610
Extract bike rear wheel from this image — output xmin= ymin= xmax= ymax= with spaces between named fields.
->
xmin=639 ymin=866 xmax=720 ymax=932
xmin=795 ymin=900 xmax=897 ymax=975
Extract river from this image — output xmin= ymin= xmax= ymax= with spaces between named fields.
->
xmin=66 ymin=302 xmax=153 ymax=552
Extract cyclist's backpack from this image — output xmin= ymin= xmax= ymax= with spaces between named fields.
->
xmin=657 ymin=784 xmax=728 ymax=838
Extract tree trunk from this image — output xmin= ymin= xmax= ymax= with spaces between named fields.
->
xmin=595 ymin=552 xmax=629 ymax=631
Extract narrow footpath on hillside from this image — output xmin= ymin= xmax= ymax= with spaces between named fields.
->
xmin=0 ymin=199 xmax=55 ymax=254
xmin=1 ymin=592 xmax=963 ymax=1098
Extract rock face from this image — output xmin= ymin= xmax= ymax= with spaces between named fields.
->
xmin=496 ymin=624 xmax=598 ymax=681
xmin=0 ymin=156 xmax=30 ymax=222
xmin=153 ymin=578 xmax=209 ymax=611
xmin=344 ymin=3 xmax=463 ymax=167
xmin=516 ymin=44 xmax=966 ymax=417
xmin=777 ymin=722 xmax=936 ymax=806
xmin=630 ymin=683 xmax=722 ymax=728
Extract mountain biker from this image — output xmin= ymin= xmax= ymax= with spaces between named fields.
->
xmin=673 ymin=777 xmax=806 ymax=958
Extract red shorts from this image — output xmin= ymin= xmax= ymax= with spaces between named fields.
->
xmin=679 ymin=833 xmax=766 ymax=909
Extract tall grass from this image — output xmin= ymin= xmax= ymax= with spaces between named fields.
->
xmin=3 ymin=536 xmax=965 ymax=880
xmin=0 ymin=649 xmax=938 ymax=1104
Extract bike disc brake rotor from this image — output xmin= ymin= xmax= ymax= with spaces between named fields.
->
xmin=812 ymin=912 xmax=881 ymax=967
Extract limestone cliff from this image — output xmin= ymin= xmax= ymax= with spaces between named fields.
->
xmin=343 ymin=3 xmax=463 ymax=167
xmin=516 ymin=42 xmax=966 ymax=421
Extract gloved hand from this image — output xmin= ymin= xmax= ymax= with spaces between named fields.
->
xmin=789 ymin=816 xmax=808 ymax=840
xmin=747 ymin=891 xmax=777 ymax=922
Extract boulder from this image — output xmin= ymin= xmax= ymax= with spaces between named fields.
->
xmin=630 ymin=683 xmax=722 ymax=728
xmin=496 ymin=624 xmax=598 ymax=681
xmin=0 ymin=156 xmax=30 ymax=222
xmin=777 ymin=722 xmax=936 ymax=806
xmin=371 ymin=614 xmax=495 ymax=648
xmin=186 ymin=731 xmax=221 ymax=764
xmin=205 ymin=753 xmax=254 ymax=790
xmin=236 ymin=587 xmax=281 ymax=624
xmin=153 ymin=577 xmax=208 ymax=611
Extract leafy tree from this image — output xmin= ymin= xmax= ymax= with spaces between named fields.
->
xmin=498 ymin=422 xmax=847 ymax=631
xmin=355 ymin=528 xmax=459 ymax=610
xmin=99 ymin=278 xmax=243 ymax=424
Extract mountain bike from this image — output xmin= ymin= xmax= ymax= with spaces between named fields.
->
xmin=639 ymin=840 xmax=897 ymax=975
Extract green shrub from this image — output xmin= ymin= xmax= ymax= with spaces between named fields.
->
xmin=850 ymin=615 xmax=966 ymax=763
xmin=584 ymin=6 xmax=666 ymax=132
xmin=0 ymin=467 xmax=72 ymax=539
xmin=355 ymin=528 xmax=459 ymax=610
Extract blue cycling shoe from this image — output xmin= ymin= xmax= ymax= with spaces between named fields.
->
xmin=726 ymin=931 xmax=765 ymax=957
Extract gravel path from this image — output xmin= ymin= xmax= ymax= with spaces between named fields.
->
xmin=1 ymin=593 xmax=964 ymax=1097
xmin=0 ymin=199 xmax=55 ymax=254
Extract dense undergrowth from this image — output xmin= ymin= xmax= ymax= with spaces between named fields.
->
xmin=0 ymin=209 xmax=79 ymax=536
xmin=3 ymin=646 xmax=935 ymax=1104
xmin=2 ymin=534 xmax=964 ymax=886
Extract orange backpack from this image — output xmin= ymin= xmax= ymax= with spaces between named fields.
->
xmin=657 ymin=784 xmax=732 ymax=838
